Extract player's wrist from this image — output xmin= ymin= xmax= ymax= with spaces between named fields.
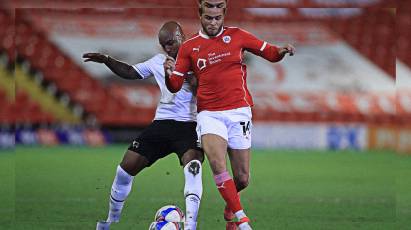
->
xmin=278 ymin=47 xmax=286 ymax=56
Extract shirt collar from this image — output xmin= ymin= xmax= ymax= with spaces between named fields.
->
xmin=199 ymin=27 xmax=224 ymax=39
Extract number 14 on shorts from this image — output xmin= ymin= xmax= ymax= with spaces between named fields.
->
xmin=240 ymin=121 xmax=251 ymax=138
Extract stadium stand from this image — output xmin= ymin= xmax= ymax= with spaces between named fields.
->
xmin=0 ymin=9 xmax=14 ymax=63
xmin=10 ymin=9 xmax=155 ymax=126
xmin=326 ymin=8 xmax=395 ymax=77
xmin=3 ymin=0 xmax=397 ymax=8
xmin=2 ymin=1 xmax=408 ymax=128
xmin=397 ymin=1 xmax=411 ymax=67
xmin=0 ymin=86 xmax=55 ymax=125
xmin=15 ymin=64 xmax=80 ymax=123
xmin=1 ymin=53 xmax=54 ymax=125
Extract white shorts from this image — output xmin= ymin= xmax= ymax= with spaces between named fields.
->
xmin=196 ymin=107 xmax=252 ymax=149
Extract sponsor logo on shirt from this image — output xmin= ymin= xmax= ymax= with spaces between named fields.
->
xmin=197 ymin=58 xmax=207 ymax=70
xmin=208 ymin=52 xmax=231 ymax=65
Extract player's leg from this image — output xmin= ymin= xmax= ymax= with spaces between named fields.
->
xmin=97 ymin=121 xmax=166 ymax=229
xmin=198 ymin=110 xmax=251 ymax=229
xmin=221 ymin=148 xmax=250 ymax=230
xmin=180 ymin=149 xmax=204 ymax=230
xmin=109 ymin=150 xmax=149 ymax=221
xmin=228 ymin=148 xmax=251 ymax=192
xmin=224 ymin=148 xmax=251 ymax=229
xmin=97 ymin=150 xmax=148 ymax=227
xmin=202 ymin=134 xmax=250 ymax=227
xmin=173 ymin=120 xmax=205 ymax=230
xmin=224 ymin=107 xmax=253 ymax=229
xmin=96 ymin=150 xmax=148 ymax=229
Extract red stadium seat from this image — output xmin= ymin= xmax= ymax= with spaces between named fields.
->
xmin=9 ymin=4 xmax=402 ymax=126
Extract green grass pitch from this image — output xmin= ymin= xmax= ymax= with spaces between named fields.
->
xmin=1 ymin=145 xmax=410 ymax=229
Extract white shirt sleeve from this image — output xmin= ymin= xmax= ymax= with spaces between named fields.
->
xmin=132 ymin=54 xmax=166 ymax=79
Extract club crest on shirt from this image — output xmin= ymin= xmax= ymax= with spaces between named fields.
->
xmin=223 ymin=35 xmax=231 ymax=43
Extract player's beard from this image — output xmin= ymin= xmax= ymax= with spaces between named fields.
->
xmin=202 ymin=23 xmax=223 ymax=37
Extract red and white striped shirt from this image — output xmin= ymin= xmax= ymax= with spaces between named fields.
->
xmin=167 ymin=27 xmax=283 ymax=112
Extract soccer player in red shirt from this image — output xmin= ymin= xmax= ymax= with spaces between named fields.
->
xmin=164 ymin=1 xmax=295 ymax=229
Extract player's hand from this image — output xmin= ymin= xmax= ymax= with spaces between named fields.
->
xmin=82 ymin=53 xmax=109 ymax=63
xmin=164 ymin=56 xmax=176 ymax=77
xmin=279 ymin=44 xmax=295 ymax=56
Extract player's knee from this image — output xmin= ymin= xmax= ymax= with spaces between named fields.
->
xmin=208 ymin=159 xmax=226 ymax=174
xmin=182 ymin=150 xmax=204 ymax=165
xmin=235 ymin=174 xmax=249 ymax=190
xmin=120 ymin=150 xmax=149 ymax=176
xmin=119 ymin=162 xmax=135 ymax=176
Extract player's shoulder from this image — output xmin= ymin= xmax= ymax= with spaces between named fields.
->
xmin=225 ymin=26 xmax=248 ymax=35
xmin=149 ymin=53 xmax=166 ymax=65
xmin=182 ymin=32 xmax=201 ymax=47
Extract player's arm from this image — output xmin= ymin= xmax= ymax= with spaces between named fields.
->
xmin=164 ymin=45 xmax=192 ymax=93
xmin=164 ymin=56 xmax=184 ymax=93
xmin=240 ymin=29 xmax=295 ymax=62
xmin=187 ymin=72 xmax=198 ymax=96
xmin=82 ymin=53 xmax=142 ymax=79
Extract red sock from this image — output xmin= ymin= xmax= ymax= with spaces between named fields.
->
xmin=214 ymin=172 xmax=242 ymax=213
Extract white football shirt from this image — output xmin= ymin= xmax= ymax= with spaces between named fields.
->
xmin=132 ymin=54 xmax=197 ymax=122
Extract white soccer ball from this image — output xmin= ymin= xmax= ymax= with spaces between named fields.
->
xmin=149 ymin=221 xmax=182 ymax=230
xmin=154 ymin=205 xmax=185 ymax=223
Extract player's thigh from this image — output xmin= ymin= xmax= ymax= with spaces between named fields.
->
xmin=169 ymin=121 xmax=204 ymax=166
xmin=127 ymin=121 xmax=173 ymax=169
xmin=201 ymin=134 xmax=228 ymax=174
xmin=119 ymin=150 xmax=149 ymax=176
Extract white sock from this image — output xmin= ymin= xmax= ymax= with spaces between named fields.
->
xmin=107 ymin=165 xmax=134 ymax=222
xmin=183 ymin=160 xmax=203 ymax=230
xmin=235 ymin=210 xmax=252 ymax=230
xmin=235 ymin=210 xmax=246 ymax=220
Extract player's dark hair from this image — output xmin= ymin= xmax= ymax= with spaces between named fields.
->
xmin=198 ymin=0 xmax=227 ymax=3
xmin=198 ymin=0 xmax=227 ymax=16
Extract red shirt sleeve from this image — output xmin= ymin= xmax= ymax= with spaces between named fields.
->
xmin=165 ymin=43 xmax=192 ymax=93
xmin=165 ymin=75 xmax=184 ymax=93
xmin=239 ymin=28 xmax=283 ymax=62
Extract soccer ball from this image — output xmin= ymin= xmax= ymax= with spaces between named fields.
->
xmin=149 ymin=221 xmax=182 ymax=230
xmin=154 ymin=205 xmax=185 ymax=223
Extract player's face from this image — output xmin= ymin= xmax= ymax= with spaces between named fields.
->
xmin=200 ymin=7 xmax=225 ymax=37
xmin=160 ymin=29 xmax=184 ymax=59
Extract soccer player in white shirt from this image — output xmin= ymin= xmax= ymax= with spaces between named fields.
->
xmin=83 ymin=21 xmax=204 ymax=230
